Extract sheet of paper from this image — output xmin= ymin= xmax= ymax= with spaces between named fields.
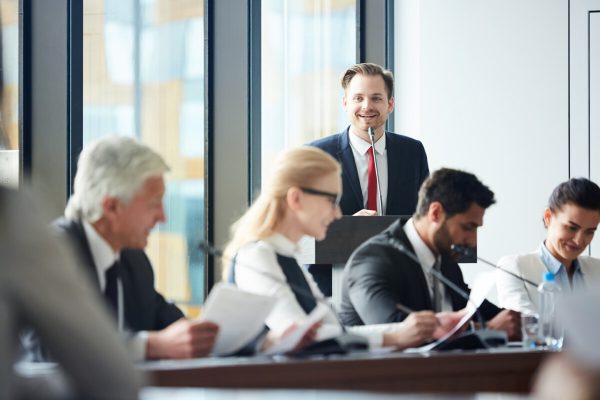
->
xmin=464 ymin=271 xmax=496 ymax=313
xmin=407 ymin=271 xmax=495 ymax=352
xmin=263 ymin=302 xmax=330 ymax=355
xmin=199 ymin=283 xmax=276 ymax=356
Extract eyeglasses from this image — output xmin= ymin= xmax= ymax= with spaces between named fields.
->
xmin=299 ymin=187 xmax=341 ymax=209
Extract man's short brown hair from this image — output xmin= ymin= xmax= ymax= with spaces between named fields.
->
xmin=341 ymin=63 xmax=394 ymax=99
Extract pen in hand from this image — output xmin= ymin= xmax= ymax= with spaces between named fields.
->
xmin=395 ymin=303 xmax=442 ymax=326
xmin=395 ymin=302 xmax=414 ymax=315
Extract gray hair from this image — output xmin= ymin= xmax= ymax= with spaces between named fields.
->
xmin=65 ymin=136 xmax=169 ymax=222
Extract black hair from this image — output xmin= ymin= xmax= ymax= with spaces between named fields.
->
xmin=415 ymin=168 xmax=495 ymax=218
xmin=548 ymin=178 xmax=600 ymax=213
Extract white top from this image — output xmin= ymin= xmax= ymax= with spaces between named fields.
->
xmin=403 ymin=218 xmax=452 ymax=311
xmin=81 ymin=220 xmax=148 ymax=361
xmin=496 ymin=246 xmax=600 ymax=315
xmin=348 ymin=131 xmax=388 ymax=214
xmin=82 ymin=220 xmax=119 ymax=291
xmin=234 ymin=234 xmax=406 ymax=348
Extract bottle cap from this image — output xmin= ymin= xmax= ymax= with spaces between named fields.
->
xmin=543 ymin=272 xmax=555 ymax=282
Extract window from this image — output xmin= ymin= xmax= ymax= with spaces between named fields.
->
xmin=83 ymin=0 xmax=205 ymax=313
xmin=261 ymin=0 xmax=356 ymax=181
xmin=0 ymin=0 xmax=19 ymax=188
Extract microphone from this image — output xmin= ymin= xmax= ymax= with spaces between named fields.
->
xmin=368 ymin=127 xmax=384 ymax=216
xmin=198 ymin=241 xmax=369 ymax=355
xmin=388 ymin=237 xmax=508 ymax=350
xmin=450 ymin=245 xmax=538 ymax=288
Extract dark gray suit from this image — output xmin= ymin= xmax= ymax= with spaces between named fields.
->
xmin=340 ymin=219 xmax=501 ymax=326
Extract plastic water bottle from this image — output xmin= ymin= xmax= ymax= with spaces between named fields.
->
xmin=537 ymin=272 xmax=564 ymax=349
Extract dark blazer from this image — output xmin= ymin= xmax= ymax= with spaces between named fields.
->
xmin=309 ymin=127 xmax=429 ymax=215
xmin=339 ymin=219 xmax=501 ymax=326
xmin=53 ymin=218 xmax=184 ymax=332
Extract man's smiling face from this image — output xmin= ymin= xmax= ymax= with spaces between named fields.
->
xmin=343 ymin=73 xmax=394 ymax=139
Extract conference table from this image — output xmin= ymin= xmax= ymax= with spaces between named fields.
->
xmin=142 ymin=347 xmax=550 ymax=394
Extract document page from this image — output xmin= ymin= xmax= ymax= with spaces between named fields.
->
xmin=408 ymin=271 xmax=496 ymax=352
xmin=263 ymin=302 xmax=330 ymax=355
xmin=199 ymin=283 xmax=276 ymax=356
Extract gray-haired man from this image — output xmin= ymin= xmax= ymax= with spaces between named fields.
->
xmin=28 ymin=136 xmax=218 ymax=361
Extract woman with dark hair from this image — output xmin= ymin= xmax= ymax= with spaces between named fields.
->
xmin=496 ymin=178 xmax=600 ymax=315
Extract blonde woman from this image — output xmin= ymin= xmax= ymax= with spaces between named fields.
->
xmin=224 ymin=147 xmax=455 ymax=350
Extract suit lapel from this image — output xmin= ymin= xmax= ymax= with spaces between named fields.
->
xmin=385 ymin=131 xmax=401 ymax=213
xmin=337 ymin=129 xmax=364 ymax=210
xmin=66 ymin=220 xmax=102 ymax=289
xmin=392 ymin=221 xmax=433 ymax=310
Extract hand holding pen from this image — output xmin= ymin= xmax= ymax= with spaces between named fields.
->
xmin=395 ymin=303 xmax=468 ymax=340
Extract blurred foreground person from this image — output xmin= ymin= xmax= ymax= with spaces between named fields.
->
xmin=1 ymin=187 xmax=140 ymax=400
xmin=534 ymin=292 xmax=600 ymax=400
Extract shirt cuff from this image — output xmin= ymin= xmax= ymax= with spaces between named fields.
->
xmin=348 ymin=322 xmax=404 ymax=349
xmin=127 ymin=331 xmax=149 ymax=361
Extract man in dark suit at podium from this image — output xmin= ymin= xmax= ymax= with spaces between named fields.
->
xmin=340 ymin=168 xmax=520 ymax=339
xmin=308 ymin=63 xmax=430 ymax=295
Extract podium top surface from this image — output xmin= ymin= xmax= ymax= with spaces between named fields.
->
xmin=314 ymin=216 xmax=406 ymax=264
xmin=312 ymin=215 xmax=476 ymax=264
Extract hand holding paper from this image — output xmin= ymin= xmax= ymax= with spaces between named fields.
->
xmin=198 ymin=283 xmax=276 ymax=356
xmin=263 ymin=302 xmax=329 ymax=355
xmin=408 ymin=271 xmax=496 ymax=352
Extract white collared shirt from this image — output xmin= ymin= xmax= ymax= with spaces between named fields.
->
xmin=348 ymin=130 xmax=388 ymax=214
xmin=234 ymin=233 xmax=407 ymax=349
xmin=403 ymin=218 xmax=452 ymax=312
xmin=82 ymin=220 xmax=119 ymax=291
xmin=81 ymin=220 xmax=148 ymax=360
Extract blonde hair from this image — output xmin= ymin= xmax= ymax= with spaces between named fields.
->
xmin=222 ymin=147 xmax=341 ymax=277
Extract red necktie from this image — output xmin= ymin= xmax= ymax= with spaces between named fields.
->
xmin=367 ymin=146 xmax=377 ymax=212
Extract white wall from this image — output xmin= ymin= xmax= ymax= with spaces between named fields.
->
xmin=570 ymin=0 xmax=600 ymax=255
xmin=592 ymin=13 xmax=600 ymax=191
xmin=394 ymin=0 xmax=571 ymax=300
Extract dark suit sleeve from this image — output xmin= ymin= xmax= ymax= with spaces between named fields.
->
xmin=345 ymin=243 xmax=411 ymax=324
xmin=479 ymin=299 xmax=502 ymax=321
xmin=138 ymin=253 xmax=183 ymax=329
xmin=121 ymin=251 xmax=184 ymax=331
xmin=151 ymin=290 xmax=184 ymax=330
xmin=417 ymin=141 xmax=429 ymax=185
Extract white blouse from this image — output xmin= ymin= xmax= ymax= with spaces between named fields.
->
xmin=496 ymin=247 xmax=600 ymax=315
xmin=234 ymin=233 xmax=406 ymax=348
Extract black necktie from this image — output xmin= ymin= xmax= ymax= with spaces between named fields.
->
xmin=104 ymin=261 xmax=120 ymax=314
xmin=276 ymin=254 xmax=317 ymax=314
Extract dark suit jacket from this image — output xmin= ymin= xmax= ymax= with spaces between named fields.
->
xmin=339 ymin=219 xmax=501 ymax=326
xmin=53 ymin=218 xmax=184 ymax=332
xmin=309 ymin=127 xmax=429 ymax=215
